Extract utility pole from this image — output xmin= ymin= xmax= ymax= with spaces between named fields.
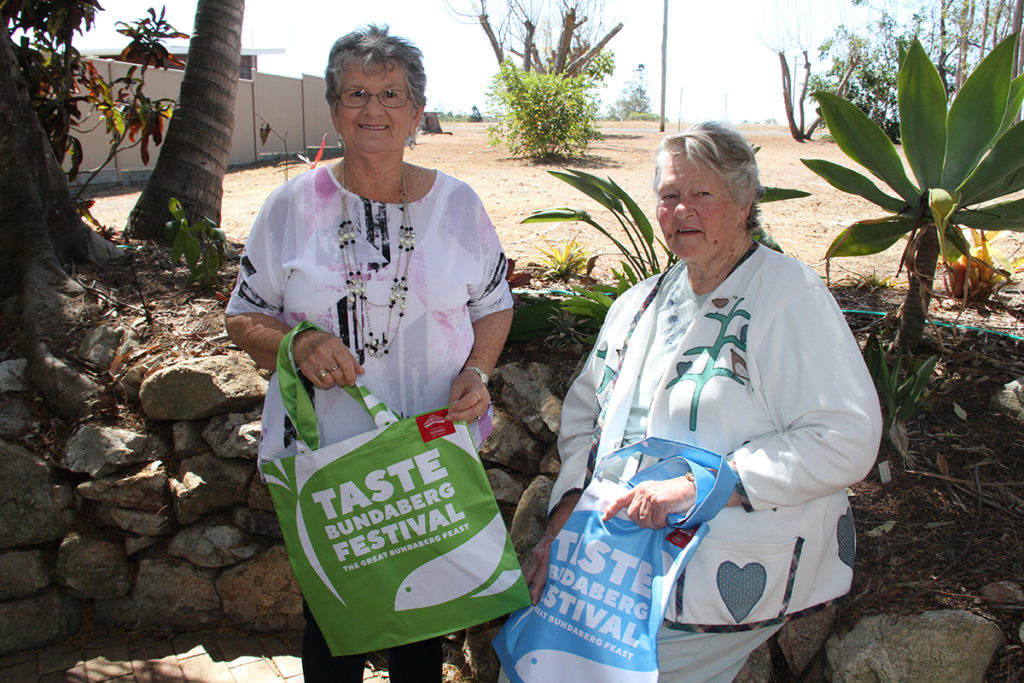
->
xmin=660 ymin=0 xmax=668 ymax=132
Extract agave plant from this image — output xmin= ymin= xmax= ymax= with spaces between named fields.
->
xmin=803 ymin=34 xmax=1024 ymax=350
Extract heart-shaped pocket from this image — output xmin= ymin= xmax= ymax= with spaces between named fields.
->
xmin=716 ymin=561 xmax=767 ymax=622
xmin=837 ymin=508 xmax=856 ymax=569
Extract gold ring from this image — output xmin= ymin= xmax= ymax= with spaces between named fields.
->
xmin=328 ymin=364 xmax=340 ymax=372
xmin=316 ymin=368 xmax=329 ymax=379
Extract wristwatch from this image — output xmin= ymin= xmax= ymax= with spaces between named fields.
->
xmin=461 ymin=365 xmax=489 ymax=387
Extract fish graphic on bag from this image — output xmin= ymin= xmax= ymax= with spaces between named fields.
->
xmin=395 ymin=512 xmax=518 ymax=610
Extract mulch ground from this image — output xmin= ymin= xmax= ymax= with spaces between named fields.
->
xmin=35 ymin=240 xmax=1024 ymax=680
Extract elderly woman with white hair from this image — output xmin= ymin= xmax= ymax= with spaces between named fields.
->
xmin=225 ymin=24 xmax=513 ymax=682
xmin=521 ymin=122 xmax=882 ymax=681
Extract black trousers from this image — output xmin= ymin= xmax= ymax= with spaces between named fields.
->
xmin=301 ymin=602 xmax=442 ymax=682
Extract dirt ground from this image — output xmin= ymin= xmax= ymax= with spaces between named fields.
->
xmin=78 ymin=121 xmax=1024 ymax=679
xmin=85 ymin=121 xmax=913 ymax=280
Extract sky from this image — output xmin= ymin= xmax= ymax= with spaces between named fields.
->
xmin=74 ymin=0 xmax=876 ymax=125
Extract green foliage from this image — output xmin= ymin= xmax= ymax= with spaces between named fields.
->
xmin=811 ymin=15 xmax=910 ymax=143
xmin=514 ymin=168 xmax=803 ymax=333
xmin=863 ymin=335 xmax=937 ymax=463
xmin=165 ymin=198 xmax=227 ymax=288
xmin=535 ymin=237 xmax=590 ymax=279
xmin=469 ymin=105 xmax=483 ymax=123
xmin=487 ymin=54 xmax=611 ymax=159
xmin=5 ymin=3 xmax=184 ymax=192
xmin=524 ymin=168 xmax=670 ymax=286
xmin=607 ymin=64 xmax=652 ymax=121
xmin=543 ymin=308 xmax=588 ymax=350
xmin=802 ymin=33 xmax=1024 ymax=348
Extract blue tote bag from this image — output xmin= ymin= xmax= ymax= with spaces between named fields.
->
xmin=493 ymin=437 xmax=737 ymax=682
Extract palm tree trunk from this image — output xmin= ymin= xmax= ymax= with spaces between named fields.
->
xmin=128 ymin=0 xmax=244 ymax=241
xmin=899 ymin=223 xmax=940 ymax=351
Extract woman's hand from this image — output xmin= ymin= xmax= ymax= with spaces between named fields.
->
xmin=293 ymin=329 xmax=364 ymax=388
xmin=522 ymin=493 xmax=579 ymax=604
xmin=446 ymin=369 xmax=490 ymax=423
xmin=602 ymin=476 xmax=697 ymax=529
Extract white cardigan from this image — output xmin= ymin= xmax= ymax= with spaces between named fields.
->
xmin=553 ymin=245 xmax=882 ymax=629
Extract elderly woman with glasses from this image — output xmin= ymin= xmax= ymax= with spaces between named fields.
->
xmin=519 ymin=122 xmax=882 ymax=681
xmin=224 ymin=24 xmax=513 ymax=682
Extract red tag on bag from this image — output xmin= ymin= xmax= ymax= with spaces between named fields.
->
xmin=666 ymin=528 xmax=697 ymax=549
xmin=416 ymin=409 xmax=456 ymax=442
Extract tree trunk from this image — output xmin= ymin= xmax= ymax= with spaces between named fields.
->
xmin=0 ymin=27 xmax=108 ymax=416
xmin=899 ymin=223 xmax=941 ymax=351
xmin=778 ymin=52 xmax=806 ymax=142
xmin=127 ymin=0 xmax=244 ymax=241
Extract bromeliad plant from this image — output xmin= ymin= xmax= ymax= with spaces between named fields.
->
xmin=803 ymin=34 xmax=1024 ymax=350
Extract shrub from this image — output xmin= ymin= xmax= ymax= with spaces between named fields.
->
xmin=487 ymin=57 xmax=609 ymax=159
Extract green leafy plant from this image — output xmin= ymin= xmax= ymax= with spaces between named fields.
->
xmin=862 ymin=335 xmax=938 ymax=465
xmin=535 ymin=236 xmax=591 ymax=279
xmin=487 ymin=55 xmax=611 ymax=159
xmin=508 ymin=166 xmax=808 ymax=341
xmin=165 ymin=198 xmax=227 ymax=288
xmin=802 ymin=34 xmax=1024 ymax=350
xmin=543 ymin=309 xmax=588 ymax=350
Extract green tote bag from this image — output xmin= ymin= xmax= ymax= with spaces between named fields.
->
xmin=260 ymin=322 xmax=530 ymax=656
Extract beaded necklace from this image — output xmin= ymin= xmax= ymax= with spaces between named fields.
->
xmin=336 ymin=162 xmax=416 ymax=358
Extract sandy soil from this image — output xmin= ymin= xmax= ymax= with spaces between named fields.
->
xmin=83 ymin=120 xmax=938 ymax=284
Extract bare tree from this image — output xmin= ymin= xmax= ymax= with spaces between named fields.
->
xmin=446 ymin=0 xmax=622 ymax=76
xmin=761 ymin=3 xmax=826 ymax=141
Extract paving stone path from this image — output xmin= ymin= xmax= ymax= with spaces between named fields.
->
xmin=0 ymin=630 xmax=390 ymax=682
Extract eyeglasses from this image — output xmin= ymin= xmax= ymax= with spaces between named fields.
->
xmin=338 ymin=88 xmax=410 ymax=109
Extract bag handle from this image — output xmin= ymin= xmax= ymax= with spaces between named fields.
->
xmin=277 ymin=321 xmax=399 ymax=450
xmin=602 ymin=438 xmax=738 ymax=530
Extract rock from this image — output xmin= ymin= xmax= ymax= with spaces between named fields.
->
xmin=168 ymin=518 xmax=262 ymax=568
xmin=493 ymin=362 xmax=560 ymax=441
xmin=479 ymin=412 xmax=544 ymax=473
xmin=826 ymin=609 xmax=1005 ymax=682
xmin=0 ymin=549 xmax=51 ymax=599
xmin=980 ymin=580 xmax=1024 ymax=604
xmin=170 ymin=455 xmax=254 ymax=525
xmin=202 ymin=411 xmax=261 ymax=460
xmin=77 ymin=324 xmax=125 ymax=370
xmin=509 ymin=475 xmax=553 ymax=563
xmin=0 ymin=358 xmax=29 ymax=392
xmin=463 ymin=622 xmax=502 ymax=683
xmin=539 ymin=446 xmax=561 ymax=475
xmin=0 ymin=397 xmax=34 ymax=438
xmin=172 ymin=419 xmax=207 ymax=454
xmin=216 ymin=545 xmax=303 ymax=632
xmin=76 ymin=462 xmax=169 ymax=511
xmin=124 ymin=534 xmax=161 ymax=556
xmin=734 ymin=639 xmax=772 ymax=683
xmin=231 ymin=505 xmax=282 ymax=539
xmin=139 ymin=355 xmax=267 ymax=421
xmin=55 ymin=531 xmax=132 ymax=599
xmin=246 ymin=475 xmax=276 ymax=512
xmin=95 ymin=553 xmax=222 ymax=630
xmin=990 ymin=377 xmax=1024 ymax=423
xmin=487 ymin=468 xmax=525 ymax=505
xmin=63 ymin=425 xmax=169 ymax=477
xmin=0 ymin=440 xmax=76 ymax=548
xmin=776 ymin=605 xmax=835 ymax=678
xmin=93 ymin=505 xmax=176 ymax=537
xmin=0 ymin=590 xmax=81 ymax=656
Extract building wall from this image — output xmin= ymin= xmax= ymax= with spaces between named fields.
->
xmin=71 ymin=58 xmax=338 ymax=186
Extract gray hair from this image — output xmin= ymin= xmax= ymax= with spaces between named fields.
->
xmin=324 ymin=25 xmax=427 ymax=111
xmin=653 ymin=121 xmax=765 ymax=232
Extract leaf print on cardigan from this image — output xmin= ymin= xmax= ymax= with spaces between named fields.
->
xmin=666 ymin=297 xmax=751 ymax=430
